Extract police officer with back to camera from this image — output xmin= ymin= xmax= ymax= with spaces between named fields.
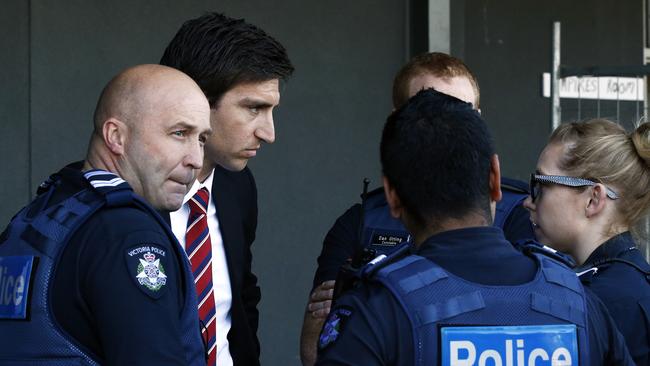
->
xmin=315 ymin=89 xmax=634 ymax=365
xmin=0 ymin=64 xmax=212 ymax=365
xmin=301 ymin=53 xmax=535 ymax=365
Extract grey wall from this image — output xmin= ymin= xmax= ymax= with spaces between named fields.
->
xmin=0 ymin=0 xmax=29 ymax=224
xmin=0 ymin=1 xmax=407 ymax=364
xmin=452 ymin=0 xmax=644 ymax=180
xmin=28 ymin=0 xmax=218 ymax=191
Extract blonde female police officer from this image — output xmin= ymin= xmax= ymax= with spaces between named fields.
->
xmin=525 ymin=118 xmax=650 ymax=364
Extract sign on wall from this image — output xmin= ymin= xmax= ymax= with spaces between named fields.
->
xmin=542 ymin=73 xmax=645 ymax=101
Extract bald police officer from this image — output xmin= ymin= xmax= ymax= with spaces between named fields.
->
xmin=0 ymin=65 xmax=212 ymax=365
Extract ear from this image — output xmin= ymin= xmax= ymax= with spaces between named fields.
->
xmin=489 ymin=154 xmax=502 ymax=203
xmin=102 ymin=118 xmax=127 ymax=155
xmin=383 ymin=176 xmax=403 ymax=219
xmin=585 ymin=184 xmax=608 ymax=218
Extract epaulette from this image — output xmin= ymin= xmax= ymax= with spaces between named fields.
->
xmin=83 ymin=169 xmax=134 ymax=207
xmin=515 ymin=239 xmax=575 ymax=268
xmin=577 ymin=254 xmax=650 ymax=284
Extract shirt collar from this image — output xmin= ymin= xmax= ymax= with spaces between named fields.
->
xmin=582 ymin=231 xmax=636 ymax=266
xmin=182 ymin=168 xmax=215 ymax=205
xmin=416 ymin=226 xmax=516 ymax=258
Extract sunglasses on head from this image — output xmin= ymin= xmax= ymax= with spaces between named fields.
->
xmin=529 ymin=174 xmax=619 ymax=202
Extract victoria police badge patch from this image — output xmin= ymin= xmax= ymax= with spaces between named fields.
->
xmin=125 ymin=244 xmax=169 ymax=299
xmin=318 ymin=306 xmax=353 ymax=350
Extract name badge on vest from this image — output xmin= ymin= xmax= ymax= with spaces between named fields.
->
xmin=366 ymin=228 xmax=409 ymax=253
xmin=440 ymin=324 xmax=578 ymax=366
xmin=0 ymin=256 xmax=36 ymax=320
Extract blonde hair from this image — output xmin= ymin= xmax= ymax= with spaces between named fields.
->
xmin=549 ymin=119 xmax=650 ymax=229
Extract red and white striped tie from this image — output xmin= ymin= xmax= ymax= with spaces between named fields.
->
xmin=186 ymin=187 xmax=216 ymax=365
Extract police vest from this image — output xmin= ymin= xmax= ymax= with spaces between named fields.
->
xmin=370 ymin=253 xmax=590 ymax=366
xmin=0 ymin=170 xmax=205 ymax=365
xmin=360 ymin=179 xmax=529 ymax=255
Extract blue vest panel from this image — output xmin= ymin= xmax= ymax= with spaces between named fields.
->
xmin=0 ymin=170 xmax=204 ymax=365
xmin=371 ymin=253 xmax=589 ymax=366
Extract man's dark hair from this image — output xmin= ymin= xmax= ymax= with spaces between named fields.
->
xmin=160 ymin=12 xmax=294 ymax=107
xmin=380 ymin=88 xmax=494 ymax=229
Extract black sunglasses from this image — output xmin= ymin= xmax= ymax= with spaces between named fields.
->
xmin=529 ymin=174 xmax=619 ymax=202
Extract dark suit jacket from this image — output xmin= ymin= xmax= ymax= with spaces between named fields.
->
xmin=163 ymin=165 xmax=261 ymax=365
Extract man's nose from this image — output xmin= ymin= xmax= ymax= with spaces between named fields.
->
xmin=256 ymin=113 xmax=275 ymax=144
xmin=185 ymin=138 xmax=204 ymax=170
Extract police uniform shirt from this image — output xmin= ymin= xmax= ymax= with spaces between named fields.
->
xmin=311 ymin=190 xmax=534 ymax=291
xmin=312 ymin=204 xmax=361 ymax=290
xmin=50 ymin=163 xmax=190 ymax=364
xmin=578 ymin=232 xmax=650 ymax=365
xmin=315 ymin=227 xmax=634 ymax=365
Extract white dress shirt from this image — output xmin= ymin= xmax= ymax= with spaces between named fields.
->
xmin=170 ymin=169 xmax=233 ymax=366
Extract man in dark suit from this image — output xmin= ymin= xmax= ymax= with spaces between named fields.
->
xmin=160 ymin=13 xmax=294 ymax=366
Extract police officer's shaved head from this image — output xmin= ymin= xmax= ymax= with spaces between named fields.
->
xmin=92 ymin=64 xmax=204 ymax=132
xmin=86 ymin=64 xmax=212 ymax=210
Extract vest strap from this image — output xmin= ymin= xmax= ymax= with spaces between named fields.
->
xmin=540 ymin=257 xmax=582 ymax=294
xmin=377 ymin=255 xmax=424 ymax=276
xmin=417 ymin=291 xmax=486 ymax=325
xmin=531 ymin=292 xmax=586 ymax=326
xmin=398 ymin=266 xmax=448 ymax=294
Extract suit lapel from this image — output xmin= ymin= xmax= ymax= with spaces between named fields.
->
xmin=211 ymin=168 xmax=243 ymax=294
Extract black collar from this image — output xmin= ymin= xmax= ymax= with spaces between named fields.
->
xmin=582 ymin=232 xmax=636 ymax=267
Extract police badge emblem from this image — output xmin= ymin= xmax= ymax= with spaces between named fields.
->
xmin=125 ymin=244 xmax=169 ymax=299
xmin=136 ymin=252 xmax=167 ymax=291
xmin=318 ymin=306 xmax=353 ymax=350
